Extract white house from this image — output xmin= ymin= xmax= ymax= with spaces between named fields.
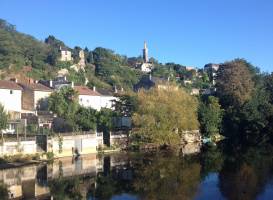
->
xmin=74 ymin=86 xmax=117 ymax=111
xmin=0 ymin=80 xmax=22 ymax=114
xmin=59 ymin=46 xmax=72 ymax=62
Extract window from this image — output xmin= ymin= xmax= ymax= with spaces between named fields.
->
xmin=10 ymin=90 xmax=13 ymax=94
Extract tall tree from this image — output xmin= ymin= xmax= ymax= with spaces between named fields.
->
xmin=216 ymin=59 xmax=254 ymax=108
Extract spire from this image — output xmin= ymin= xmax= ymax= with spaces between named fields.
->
xmin=143 ymin=41 xmax=149 ymax=63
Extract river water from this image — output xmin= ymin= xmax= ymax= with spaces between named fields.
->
xmin=1 ymin=144 xmax=273 ymax=200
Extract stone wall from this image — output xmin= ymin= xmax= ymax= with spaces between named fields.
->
xmin=0 ymin=140 xmax=37 ymax=156
xmin=181 ymin=130 xmax=201 ymax=144
xmin=110 ymin=131 xmax=128 ymax=149
xmin=47 ymin=134 xmax=99 ymax=158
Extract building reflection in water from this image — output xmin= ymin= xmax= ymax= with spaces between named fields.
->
xmin=0 ymin=154 xmax=104 ymax=199
xmin=0 ymin=152 xmax=133 ymax=200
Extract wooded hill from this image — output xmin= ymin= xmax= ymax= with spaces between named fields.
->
xmin=0 ymin=18 xmax=207 ymax=91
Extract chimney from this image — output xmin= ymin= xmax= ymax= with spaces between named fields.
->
xmin=49 ymin=80 xmax=53 ymax=88
xmin=121 ymin=87 xmax=124 ymax=92
xmin=10 ymin=78 xmax=18 ymax=83
xmin=71 ymin=81 xmax=74 ymax=88
xmin=149 ymin=73 xmax=152 ymax=80
xmin=93 ymin=86 xmax=96 ymax=92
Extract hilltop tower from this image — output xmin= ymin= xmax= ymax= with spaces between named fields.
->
xmin=143 ymin=41 xmax=149 ymax=63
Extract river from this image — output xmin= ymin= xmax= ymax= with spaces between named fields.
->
xmin=1 ymin=144 xmax=273 ymax=200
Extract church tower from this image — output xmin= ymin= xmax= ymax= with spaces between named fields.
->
xmin=143 ymin=41 xmax=149 ymax=63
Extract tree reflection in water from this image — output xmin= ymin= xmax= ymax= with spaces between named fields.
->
xmin=218 ymin=146 xmax=273 ymax=200
xmin=2 ymin=144 xmax=273 ymax=199
xmin=93 ymin=152 xmax=201 ymax=200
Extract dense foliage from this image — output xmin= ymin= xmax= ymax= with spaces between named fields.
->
xmin=216 ymin=59 xmax=254 ymax=108
xmin=48 ymin=87 xmax=116 ymax=133
xmin=132 ymin=86 xmax=199 ymax=146
xmin=213 ymin=59 xmax=273 ymax=146
xmin=198 ymin=96 xmax=223 ymax=137
xmin=93 ymin=47 xmax=142 ymax=90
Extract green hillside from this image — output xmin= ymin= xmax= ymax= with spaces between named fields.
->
xmin=0 ymin=18 xmax=206 ymax=91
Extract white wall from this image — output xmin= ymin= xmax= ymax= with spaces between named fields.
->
xmin=79 ymin=95 xmax=101 ymax=110
xmin=78 ymin=95 xmax=117 ymax=111
xmin=100 ymin=96 xmax=117 ymax=110
xmin=34 ymin=91 xmax=52 ymax=109
xmin=60 ymin=50 xmax=72 ymax=61
xmin=0 ymin=88 xmax=21 ymax=112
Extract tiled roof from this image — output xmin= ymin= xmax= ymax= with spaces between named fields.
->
xmin=96 ymin=88 xmax=114 ymax=96
xmin=29 ymin=83 xmax=53 ymax=92
xmin=0 ymin=80 xmax=22 ymax=90
xmin=19 ymin=83 xmax=53 ymax=92
xmin=74 ymin=86 xmax=101 ymax=96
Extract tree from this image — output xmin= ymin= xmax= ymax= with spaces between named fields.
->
xmin=48 ymin=87 xmax=79 ymax=129
xmin=132 ymin=86 xmax=199 ymax=146
xmin=112 ymin=93 xmax=138 ymax=117
xmin=0 ymin=103 xmax=8 ymax=141
xmin=216 ymin=59 xmax=254 ymax=108
xmin=96 ymin=108 xmax=116 ymax=132
xmin=0 ymin=183 xmax=9 ymax=200
xmin=198 ymin=96 xmax=223 ymax=137
xmin=75 ymin=107 xmax=97 ymax=131
xmin=264 ymin=73 xmax=273 ymax=104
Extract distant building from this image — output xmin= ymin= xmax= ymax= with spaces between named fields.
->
xmin=190 ymin=88 xmax=200 ymax=95
xmin=136 ymin=42 xmax=154 ymax=73
xmin=74 ymin=86 xmax=117 ymax=111
xmin=185 ymin=66 xmax=197 ymax=73
xmin=183 ymin=80 xmax=193 ymax=85
xmin=59 ymin=46 xmax=72 ymax=62
xmin=70 ymin=49 xmax=86 ymax=72
xmin=78 ymin=49 xmax=86 ymax=67
xmin=134 ymin=74 xmax=170 ymax=91
xmin=39 ymin=76 xmax=74 ymax=90
xmin=204 ymin=63 xmax=220 ymax=85
xmin=143 ymin=41 xmax=149 ymax=63
xmin=0 ymin=80 xmax=22 ymax=116
xmin=139 ymin=62 xmax=153 ymax=73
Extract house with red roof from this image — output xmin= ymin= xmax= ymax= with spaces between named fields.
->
xmin=74 ymin=86 xmax=116 ymax=111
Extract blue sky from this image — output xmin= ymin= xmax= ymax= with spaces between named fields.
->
xmin=1 ymin=0 xmax=273 ymax=71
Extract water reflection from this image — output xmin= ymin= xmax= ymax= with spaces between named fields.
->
xmin=1 ymin=145 xmax=273 ymax=200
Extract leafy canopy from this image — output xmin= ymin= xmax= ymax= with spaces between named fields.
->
xmin=132 ymin=86 xmax=199 ymax=146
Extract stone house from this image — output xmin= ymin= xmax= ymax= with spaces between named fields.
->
xmin=19 ymin=82 xmax=53 ymax=112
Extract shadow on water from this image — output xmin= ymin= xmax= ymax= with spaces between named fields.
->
xmin=1 ymin=142 xmax=273 ymax=199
